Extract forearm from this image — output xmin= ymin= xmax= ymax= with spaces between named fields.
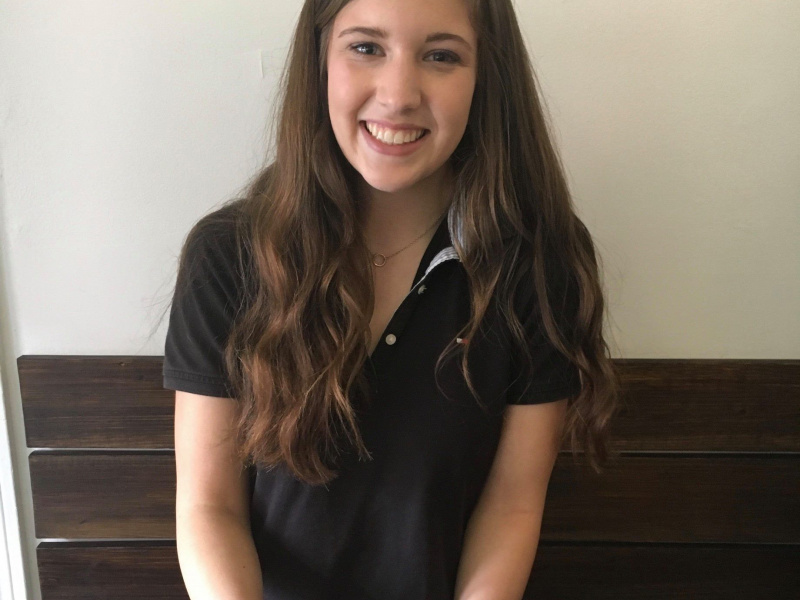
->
xmin=454 ymin=504 xmax=543 ymax=600
xmin=176 ymin=507 xmax=263 ymax=600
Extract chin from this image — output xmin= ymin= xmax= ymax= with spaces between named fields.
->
xmin=360 ymin=173 xmax=421 ymax=194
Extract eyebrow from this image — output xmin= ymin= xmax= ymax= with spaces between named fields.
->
xmin=337 ymin=26 xmax=473 ymax=51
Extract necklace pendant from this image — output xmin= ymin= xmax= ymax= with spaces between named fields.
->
xmin=372 ymin=253 xmax=387 ymax=267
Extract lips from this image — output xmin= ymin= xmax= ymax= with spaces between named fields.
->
xmin=359 ymin=121 xmax=429 ymax=156
xmin=362 ymin=121 xmax=429 ymax=145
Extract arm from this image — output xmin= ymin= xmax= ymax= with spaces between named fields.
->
xmin=174 ymin=391 xmax=263 ymax=600
xmin=454 ymin=398 xmax=568 ymax=600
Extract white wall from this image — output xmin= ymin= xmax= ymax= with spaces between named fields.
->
xmin=1 ymin=1 xmax=798 ymax=597
xmin=520 ymin=0 xmax=800 ymax=357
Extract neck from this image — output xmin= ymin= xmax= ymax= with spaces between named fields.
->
xmin=358 ymin=167 xmax=454 ymax=256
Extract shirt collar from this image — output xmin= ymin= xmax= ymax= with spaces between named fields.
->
xmin=428 ymin=203 xmax=465 ymax=257
xmin=412 ymin=205 xmax=462 ymax=287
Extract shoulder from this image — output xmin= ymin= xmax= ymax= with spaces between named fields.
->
xmin=175 ymin=198 xmax=253 ymax=309
xmin=181 ymin=199 xmax=251 ymax=280
xmin=508 ymin=247 xmax=578 ymax=323
xmin=184 ymin=198 xmax=248 ymax=260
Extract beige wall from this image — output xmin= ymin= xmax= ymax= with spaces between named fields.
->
xmin=519 ymin=0 xmax=800 ymax=357
xmin=1 ymin=1 xmax=798 ymax=598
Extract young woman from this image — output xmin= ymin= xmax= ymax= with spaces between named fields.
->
xmin=164 ymin=0 xmax=619 ymax=598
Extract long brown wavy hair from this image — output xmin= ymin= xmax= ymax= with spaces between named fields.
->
xmin=170 ymin=0 xmax=620 ymax=486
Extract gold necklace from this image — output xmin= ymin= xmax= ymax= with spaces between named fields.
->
xmin=368 ymin=206 xmax=449 ymax=267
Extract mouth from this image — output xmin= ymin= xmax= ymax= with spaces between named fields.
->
xmin=360 ymin=121 xmax=430 ymax=146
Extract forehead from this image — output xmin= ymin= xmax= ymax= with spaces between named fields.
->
xmin=332 ymin=0 xmax=475 ymax=40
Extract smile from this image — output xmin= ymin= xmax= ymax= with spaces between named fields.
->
xmin=360 ymin=121 xmax=429 ymax=156
xmin=363 ymin=121 xmax=428 ymax=145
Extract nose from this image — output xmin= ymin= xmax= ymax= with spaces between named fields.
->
xmin=374 ymin=55 xmax=422 ymax=113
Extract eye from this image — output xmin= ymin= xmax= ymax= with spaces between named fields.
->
xmin=426 ymin=50 xmax=461 ymax=64
xmin=349 ymin=42 xmax=382 ymax=56
xmin=348 ymin=43 xmax=461 ymax=64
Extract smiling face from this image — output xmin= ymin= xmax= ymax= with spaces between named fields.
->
xmin=325 ymin=0 xmax=477 ymax=197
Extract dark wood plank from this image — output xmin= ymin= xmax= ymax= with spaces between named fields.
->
xmin=526 ymin=543 xmax=800 ymax=600
xmin=37 ymin=541 xmax=188 ymax=600
xmin=30 ymin=452 xmax=799 ymax=543
xmin=30 ymin=452 xmax=176 ymax=539
xmin=19 ymin=356 xmax=800 ymax=451
xmin=613 ymin=359 xmax=800 ymax=451
xmin=19 ymin=355 xmax=174 ymax=448
xmin=541 ymin=454 xmax=800 ymax=543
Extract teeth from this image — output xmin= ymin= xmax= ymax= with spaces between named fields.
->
xmin=365 ymin=122 xmax=426 ymax=145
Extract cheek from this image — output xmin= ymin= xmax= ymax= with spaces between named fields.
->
xmin=326 ymin=64 xmax=341 ymax=113
xmin=327 ymin=62 xmax=358 ymax=115
xmin=443 ymin=80 xmax=475 ymax=130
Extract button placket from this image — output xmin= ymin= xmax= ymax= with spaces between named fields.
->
xmin=369 ymin=249 xmax=459 ymax=366
xmin=379 ymin=299 xmax=416 ymax=351
xmin=370 ymin=290 xmax=422 ymax=367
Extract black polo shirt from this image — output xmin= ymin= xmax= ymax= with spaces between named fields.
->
xmin=163 ymin=201 xmax=581 ymax=600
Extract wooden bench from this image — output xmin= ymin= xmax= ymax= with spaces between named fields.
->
xmin=18 ymin=356 xmax=800 ymax=599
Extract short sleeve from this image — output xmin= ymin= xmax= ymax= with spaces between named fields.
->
xmin=505 ymin=265 xmax=582 ymax=405
xmin=163 ymin=208 xmax=247 ymax=399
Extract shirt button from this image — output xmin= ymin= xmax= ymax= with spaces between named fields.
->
xmin=385 ymin=334 xmax=396 ymax=345
xmin=418 ymin=285 xmax=426 ymax=294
